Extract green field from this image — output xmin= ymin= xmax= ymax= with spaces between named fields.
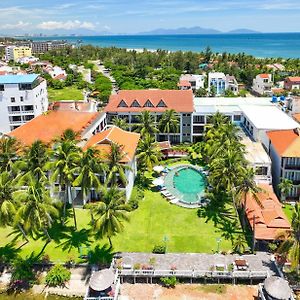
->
xmin=48 ymin=86 xmax=84 ymax=102
xmin=0 ymin=190 xmax=237 ymax=262
xmin=283 ymin=203 xmax=295 ymax=222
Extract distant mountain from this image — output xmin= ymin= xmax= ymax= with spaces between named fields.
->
xmin=138 ymin=26 xmax=222 ymax=35
xmin=227 ymin=28 xmax=260 ymax=34
xmin=137 ymin=27 xmax=260 ymax=35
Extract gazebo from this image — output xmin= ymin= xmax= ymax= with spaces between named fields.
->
xmin=260 ymin=276 xmax=293 ymax=300
xmin=88 ymin=269 xmax=115 ymax=298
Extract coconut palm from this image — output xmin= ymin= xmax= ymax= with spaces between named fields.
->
xmin=48 ymin=138 xmax=81 ymax=228
xmin=17 ymin=140 xmax=49 ymax=184
xmin=14 ymin=178 xmax=59 ymax=241
xmin=0 ymin=137 xmax=20 ymax=173
xmin=159 ymin=109 xmax=179 ymax=142
xmin=276 ymin=203 xmax=300 ymax=273
xmin=73 ymin=147 xmax=104 ymax=204
xmin=57 ymin=128 xmax=81 ymax=143
xmin=91 ymin=186 xmax=130 ymax=247
xmin=112 ymin=117 xmax=129 ymax=131
xmin=278 ymin=178 xmax=293 ymax=202
xmin=105 ymin=142 xmax=131 ymax=187
xmin=232 ymin=234 xmax=247 ymax=254
xmin=136 ymin=134 xmax=162 ymax=171
xmin=135 ymin=111 xmax=158 ymax=137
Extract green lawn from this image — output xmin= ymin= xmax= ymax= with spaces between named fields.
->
xmin=48 ymin=86 xmax=84 ymax=102
xmin=283 ymin=203 xmax=294 ymax=222
xmin=0 ymin=190 xmax=237 ymax=262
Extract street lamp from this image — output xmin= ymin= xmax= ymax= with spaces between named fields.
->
xmin=216 ymin=238 xmax=222 ymax=253
xmin=163 ymin=235 xmax=169 ymax=253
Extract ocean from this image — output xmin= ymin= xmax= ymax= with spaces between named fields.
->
xmin=32 ymin=33 xmax=300 ymax=58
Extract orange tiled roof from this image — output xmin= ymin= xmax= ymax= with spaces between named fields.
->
xmin=177 ymin=80 xmax=191 ymax=87
xmin=267 ymin=129 xmax=300 ymax=157
xmin=9 ymin=111 xmax=99 ymax=146
xmin=49 ymin=101 xmax=94 ymax=112
xmin=286 ymin=76 xmax=300 ymax=82
xmin=259 ymin=74 xmax=270 ymax=79
xmin=104 ymin=90 xmax=194 ymax=113
xmin=244 ymin=184 xmax=290 ymax=240
xmin=84 ymin=126 xmax=140 ymax=163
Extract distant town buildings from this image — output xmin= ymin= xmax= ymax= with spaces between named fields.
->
xmin=284 ymin=76 xmax=300 ymax=91
xmin=30 ymin=40 xmax=69 ymax=54
xmin=0 ymin=74 xmax=48 ymax=133
xmin=252 ymin=74 xmax=273 ymax=96
xmin=5 ymin=46 xmax=32 ymax=62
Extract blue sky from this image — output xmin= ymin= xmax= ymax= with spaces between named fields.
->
xmin=0 ymin=0 xmax=299 ymax=34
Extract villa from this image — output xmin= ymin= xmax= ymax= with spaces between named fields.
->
xmin=252 ymin=74 xmax=273 ymax=96
xmin=244 ymin=184 xmax=290 ymax=244
xmin=104 ymin=89 xmax=194 ymax=143
xmin=267 ymin=128 xmax=300 ymax=201
xmin=284 ymin=76 xmax=300 ymax=91
xmin=178 ymin=74 xmax=206 ymax=91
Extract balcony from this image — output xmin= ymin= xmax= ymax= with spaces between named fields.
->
xmin=8 ymin=110 xmax=21 ymax=115
xmin=285 ymin=165 xmax=300 ymax=170
xmin=21 ymin=110 xmax=35 ymax=114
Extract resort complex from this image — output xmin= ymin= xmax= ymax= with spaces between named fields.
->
xmin=0 ymin=41 xmax=299 ymax=300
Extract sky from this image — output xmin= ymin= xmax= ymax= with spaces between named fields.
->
xmin=0 ymin=0 xmax=299 ymax=35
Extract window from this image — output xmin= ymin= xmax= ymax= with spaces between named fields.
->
xmin=143 ymin=99 xmax=154 ymax=107
xmin=233 ymin=115 xmax=241 ymax=121
xmin=11 ymin=97 xmax=15 ymax=103
xmin=20 ymin=96 xmax=24 ymax=102
xmin=256 ymin=166 xmax=268 ymax=176
xmin=157 ymin=99 xmax=167 ymax=107
xmin=130 ymin=100 xmax=141 ymax=107
xmin=117 ymin=100 xmax=128 ymax=107
xmin=193 ymin=115 xmax=205 ymax=124
xmin=0 ymin=85 xmax=4 ymax=91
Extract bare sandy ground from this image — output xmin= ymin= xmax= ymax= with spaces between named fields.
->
xmin=121 ymin=283 xmax=258 ymax=300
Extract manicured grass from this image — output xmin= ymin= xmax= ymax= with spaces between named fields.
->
xmin=0 ymin=191 xmax=238 ymax=262
xmin=283 ymin=203 xmax=294 ymax=222
xmin=48 ymin=86 xmax=84 ymax=102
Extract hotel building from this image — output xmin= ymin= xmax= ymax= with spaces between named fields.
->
xmin=5 ymin=46 xmax=32 ymax=62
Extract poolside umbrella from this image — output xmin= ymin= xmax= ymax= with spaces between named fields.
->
xmin=153 ymin=165 xmax=164 ymax=173
xmin=89 ymin=269 xmax=115 ymax=291
xmin=152 ymin=177 xmax=164 ymax=186
xmin=263 ymin=276 xmax=292 ymax=300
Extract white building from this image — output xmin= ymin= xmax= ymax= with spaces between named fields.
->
xmin=5 ymin=46 xmax=32 ymax=62
xmin=252 ymin=74 xmax=273 ymax=96
xmin=226 ymin=75 xmax=239 ymax=95
xmin=0 ymin=74 xmax=48 ymax=133
xmin=208 ymin=72 xmax=227 ymax=95
xmin=179 ymin=74 xmax=206 ymax=91
xmin=16 ymin=56 xmax=39 ymax=65
xmin=44 ymin=65 xmax=67 ymax=81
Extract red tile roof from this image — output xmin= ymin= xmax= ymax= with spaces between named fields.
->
xmin=259 ymin=74 xmax=270 ymax=79
xmin=84 ymin=126 xmax=140 ymax=163
xmin=177 ymin=80 xmax=191 ymax=87
xmin=286 ymin=76 xmax=300 ymax=82
xmin=244 ymin=184 xmax=290 ymax=240
xmin=9 ymin=111 xmax=99 ymax=146
xmin=49 ymin=101 xmax=95 ymax=112
xmin=104 ymin=90 xmax=194 ymax=113
xmin=267 ymin=129 xmax=300 ymax=157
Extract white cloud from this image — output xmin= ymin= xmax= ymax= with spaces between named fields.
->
xmin=37 ymin=20 xmax=96 ymax=31
xmin=0 ymin=21 xmax=30 ymax=29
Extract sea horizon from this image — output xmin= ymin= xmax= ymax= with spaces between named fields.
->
xmin=30 ymin=32 xmax=300 ymax=58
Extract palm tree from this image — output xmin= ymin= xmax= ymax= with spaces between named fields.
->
xmin=159 ymin=109 xmax=179 ymax=142
xmin=276 ymin=203 xmax=300 ymax=273
xmin=57 ymin=128 xmax=81 ymax=143
xmin=112 ymin=117 xmax=128 ymax=131
xmin=232 ymin=234 xmax=247 ymax=254
xmin=91 ymin=186 xmax=130 ymax=247
xmin=278 ymin=178 xmax=293 ymax=202
xmin=18 ymin=140 xmax=49 ymax=183
xmin=48 ymin=138 xmax=81 ymax=227
xmin=73 ymin=147 xmax=103 ymax=204
xmin=136 ymin=134 xmax=162 ymax=172
xmin=105 ymin=142 xmax=131 ymax=188
xmin=0 ymin=137 xmax=20 ymax=173
xmin=135 ymin=111 xmax=158 ymax=137
xmin=14 ymin=178 xmax=59 ymax=241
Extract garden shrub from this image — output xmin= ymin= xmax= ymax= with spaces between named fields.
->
xmin=152 ymin=244 xmax=166 ymax=254
xmin=160 ymin=276 xmax=177 ymax=288
xmin=45 ymin=264 xmax=71 ymax=287
xmin=128 ymin=187 xmax=144 ymax=210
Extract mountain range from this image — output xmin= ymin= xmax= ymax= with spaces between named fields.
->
xmin=137 ymin=26 xmax=260 ymax=35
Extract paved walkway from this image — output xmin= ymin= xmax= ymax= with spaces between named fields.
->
xmin=117 ymin=252 xmax=277 ymax=275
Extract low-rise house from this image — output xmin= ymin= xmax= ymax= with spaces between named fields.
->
xmin=84 ymin=126 xmax=140 ymax=200
xmin=267 ymin=128 xmax=300 ymax=200
xmin=177 ymin=80 xmax=191 ymax=90
xmin=104 ymin=89 xmax=194 ymax=143
xmin=252 ymin=74 xmax=273 ymax=96
xmin=208 ymin=72 xmax=227 ymax=95
xmin=0 ymin=74 xmax=48 ymax=133
xmin=284 ymin=77 xmax=300 ymax=91
xmin=43 ymin=65 xmax=67 ymax=81
xmin=225 ymin=74 xmax=239 ymax=95
xmin=179 ymin=74 xmax=206 ymax=91
xmin=244 ymin=184 xmax=290 ymax=243
xmin=16 ymin=56 xmax=39 ymax=65
xmin=5 ymin=46 xmax=32 ymax=62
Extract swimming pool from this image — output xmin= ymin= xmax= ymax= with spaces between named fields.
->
xmin=164 ymin=165 xmax=207 ymax=204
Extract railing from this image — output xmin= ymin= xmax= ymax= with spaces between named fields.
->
xmin=118 ymin=269 xmax=268 ymax=279
xmin=8 ymin=110 xmax=21 ymax=115
xmin=21 ymin=110 xmax=34 ymax=114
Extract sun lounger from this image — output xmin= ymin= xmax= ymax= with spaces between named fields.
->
xmin=170 ymin=198 xmax=179 ymax=204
